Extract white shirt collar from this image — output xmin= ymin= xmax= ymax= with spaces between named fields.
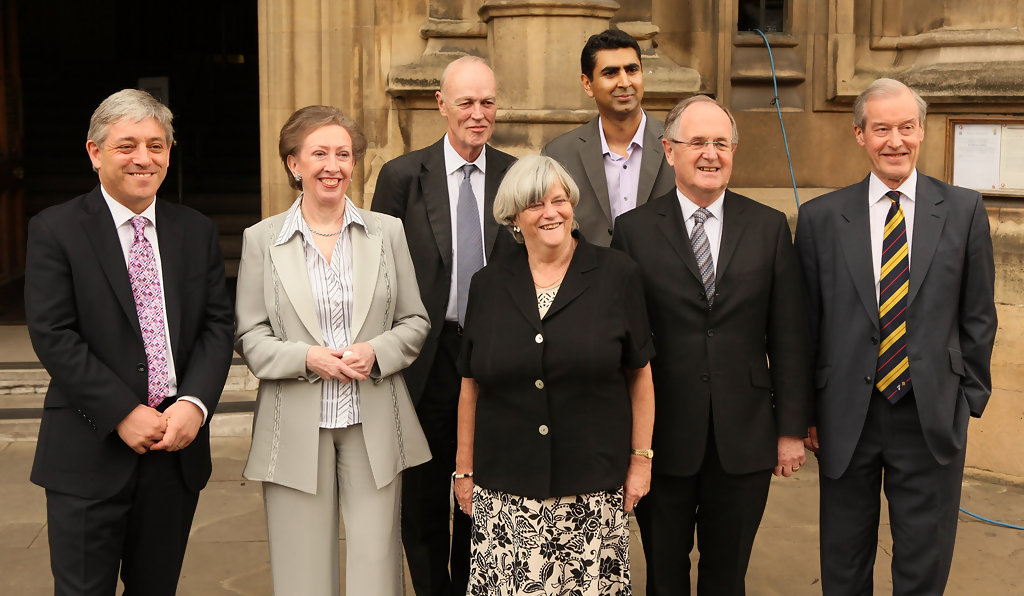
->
xmin=443 ymin=133 xmax=487 ymax=176
xmin=676 ymin=189 xmax=726 ymax=222
xmin=100 ymin=185 xmax=157 ymax=228
xmin=868 ymin=169 xmax=917 ymax=206
xmin=598 ymin=111 xmax=647 ymax=156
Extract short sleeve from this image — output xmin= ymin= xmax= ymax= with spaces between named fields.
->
xmin=620 ymin=261 xmax=655 ymax=370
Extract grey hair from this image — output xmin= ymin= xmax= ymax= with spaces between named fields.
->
xmin=87 ymin=89 xmax=174 ymax=146
xmin=663 ymin=95 xmax=739 ymax=145
xmin=439 ymin=55 xmax=492 ymax=99
xmin=493 ymin=155 xmax=580 ymax=244
xmin=853 ymin=78 xmax=927 ymax=129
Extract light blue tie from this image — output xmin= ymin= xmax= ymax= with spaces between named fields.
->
xmin=456 ymin=164 xmax=483 ymax=325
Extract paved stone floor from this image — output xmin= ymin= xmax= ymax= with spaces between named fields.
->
xmin=2 ymin=431 xmax=1023 ymax=595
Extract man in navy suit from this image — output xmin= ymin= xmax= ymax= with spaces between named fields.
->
xmin=372 ymin=56 xmax=516 ymax=596
xmin=795 ymin=78 xmax=997 ymax=595
xmin=26 ymin=89 xmax=233 ymax=595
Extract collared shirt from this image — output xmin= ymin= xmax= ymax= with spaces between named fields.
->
xmin=599 ymin=112 xmax=647 ymax=225
xmin=275 ymin=195 xmax=367 ymax=428
xmin=677 ymin=189 xmax=726 ymax=274
xmin=443 ymin=133 xmax=488 ymax=322
xmin=101 ymin=186 xmax=208 ymax=423
xmin=868 ymin=170 xmax=917 ymax=304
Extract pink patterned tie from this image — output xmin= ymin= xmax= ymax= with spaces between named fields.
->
xmin=128 ymin=216 xmax=169 ymax=407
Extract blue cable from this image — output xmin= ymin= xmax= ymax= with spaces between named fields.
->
xmin=753 ymin=29 xmax=800 ymax=209
xmin=959 ymin=507 xmax=1024 ymax=530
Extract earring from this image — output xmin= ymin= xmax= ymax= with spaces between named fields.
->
xmin=294 ymin=173 xmax=302 ymax=183
xmin=513 ymin=225 xmax=520 ymax=233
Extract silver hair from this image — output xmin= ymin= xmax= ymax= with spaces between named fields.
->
xmin=663 ymin=95 xmax=739 ymax=145
xmin=439 ymin=55 xmax=492 ymax=99
xmin=87 ymin=89 xmax=174 ymax=146
xmin=493 ymin=155 xmax=580 ymax=244
xmin=853 ymin=78 xmax=927 ymax=129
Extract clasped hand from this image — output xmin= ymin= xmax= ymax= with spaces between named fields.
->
xmin=115 ymin=401 xmax=203 ymax=454
xmin=306 ymin=343 xmax=376 ymax=382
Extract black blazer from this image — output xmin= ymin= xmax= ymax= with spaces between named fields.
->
xmin=26 ymin=187 xmax=234 ymax=499
xmin=371 ymin=138 xmax=517 ymax=404
xmin=794 ymin=174 xmax=997 ymax=478
xmin=458 ymin=235 xmax=654 ymax=499
xmin=612 ymin=189 xmax=812 ymax=476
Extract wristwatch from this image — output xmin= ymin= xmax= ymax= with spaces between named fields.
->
xmin=630 ymin=448 xmax=654 ymax=459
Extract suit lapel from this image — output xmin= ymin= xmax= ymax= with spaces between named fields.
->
xmin=543 ymin=235 xmax=595 ymax=320
xmin=349 ymin=211 xmax=383 ymax=339
xmin=716 ymin=190 xmax=748 ymax=284
xmin=269 ymin=233 xmax=324 ymax=344
xmin=502 ymin=247 xmax=543 ymax=331
xmin=908 ymin=175 xmax=946 ymax=307
xmin=484 ymin=146 xmax=512 ymax=257
xmin=421 ymin=141 xmax=453 ymax=271
xmin=654 ymin=193 xmax=701 ymax=281
xmin=154 ymin=199 xmax=183 ymax=358
xmin=636 ymin=115 xmax=665 ymax=207
xmin=80 ymin=189 xmax=142 ymax=338
xmin=837 ymin=177 xmax=879 ymax=325
xmin=578 ymin=119 xmax=613 ymax=228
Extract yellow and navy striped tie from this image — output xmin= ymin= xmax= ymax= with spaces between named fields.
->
xmin=876 ymin=190 xmax=912 ymax=403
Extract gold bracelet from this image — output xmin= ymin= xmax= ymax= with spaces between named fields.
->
xmin=630 ymin=448 xmax=654 ymax=459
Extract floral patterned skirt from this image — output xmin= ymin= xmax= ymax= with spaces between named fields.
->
xmin=468 ymin=484 xmax=631 ymax=596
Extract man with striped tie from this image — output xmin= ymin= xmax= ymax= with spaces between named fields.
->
xmin=794 ymin=78 xmax=997 ymax=595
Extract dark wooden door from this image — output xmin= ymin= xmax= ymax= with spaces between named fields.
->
xmin=0 ymin=0 xmax=25 ymax=287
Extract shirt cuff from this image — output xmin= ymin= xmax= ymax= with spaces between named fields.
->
xmin=177 ymin=396 xmax=209 ymax=426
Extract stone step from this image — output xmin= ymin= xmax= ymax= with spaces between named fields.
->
xmin=0 ymin=360 xmax=259 ymax=396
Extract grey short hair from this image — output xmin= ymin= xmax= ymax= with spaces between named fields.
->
xmin=853 ymin=78 xmax=927 ymax=129
xmin=439 ymin=55 xmax=492 ymax=99
xmin=87 ymin=89 xmax=174 ymax=146
xmin=493 ymin=155 xmax=580 ymax=243
xmin=663 ymin=95 xmax=739 ymax=145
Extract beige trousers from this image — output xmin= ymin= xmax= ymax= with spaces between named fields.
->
xmin=263 ymin=425 xmax=402 ymax=595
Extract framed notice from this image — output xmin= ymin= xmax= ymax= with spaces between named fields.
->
xmin=946 ymin=118 xmax=1024 ymax=196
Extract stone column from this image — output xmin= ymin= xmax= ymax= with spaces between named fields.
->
xmin=612 ymin=0 xmax=700 ymax=103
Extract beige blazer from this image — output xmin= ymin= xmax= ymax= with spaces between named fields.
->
xmin=235 ymin=206 xmax=431 ymax=493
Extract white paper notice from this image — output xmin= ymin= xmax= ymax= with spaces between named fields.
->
xmin=999 ymin=125 xmax=1024 ymax=190
xmin=953 ymin=124 xmax=1001 ymax=190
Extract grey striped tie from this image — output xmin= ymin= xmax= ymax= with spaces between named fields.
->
xmin=456 ymin=163 xmax=483 ymax=325
xmin=690 ymin=207 xmax=716 ymax=308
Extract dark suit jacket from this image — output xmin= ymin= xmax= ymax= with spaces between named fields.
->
xmin=612 ymin=189 xmax=812 ymax=476
xmin=794 ymin=173 xmax=997 ymax=479
xmin=542 ymin=113 xmax=676 ymax=247
xmin=457 ymin=234 xmax=654 ymax=498
xmin=26 ymin=186 xmax=234 ymax=499
xmin=371 ymin=138 xmax=517 ymax=404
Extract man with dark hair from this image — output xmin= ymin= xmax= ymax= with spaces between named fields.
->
xmin=25 ymin=89 xmax=234 ymax=595
xmin=372 ymin=56 xmax=517 ymax=596
xmin=543 ymin=28 xmax=675 ymax=247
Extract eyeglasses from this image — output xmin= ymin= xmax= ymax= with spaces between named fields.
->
xmin=668 ymin=138 xmax=734 ymax=152
xmin=868 ymin=123 xmax=920 ymax=138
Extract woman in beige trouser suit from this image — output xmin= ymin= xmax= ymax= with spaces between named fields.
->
xmin=235 ymin=106 xmax=431 ymax=595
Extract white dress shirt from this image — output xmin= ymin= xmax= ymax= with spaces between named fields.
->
xmin=599 ymin=112 xmax=647 ymax=224
xmin=443 ymin=134 xmax=488 ymax=322
xmin=868 ymin=170 xmax=917 ymax=304
xmin=677 ymin=189 xmax=726 ymax=274
xmin=101 ymin=186 xmax=208 ymax=423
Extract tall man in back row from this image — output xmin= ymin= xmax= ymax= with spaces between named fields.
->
xmin=372 ymin=56 xmax=517 ymax=595
xmin=25 ymin=89 xmax=234 ymax=595
xmin=795 ymin=78 xmax=997 ymax=595
xmin=543 ymin=28 xmax=675 ymax=246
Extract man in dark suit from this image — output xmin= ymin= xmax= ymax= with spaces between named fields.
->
xmin=25 ymin=89 xmax=234 ymax=595
xmin=611 ymin=95 xmax=812 ymax=595
xmin=543 ymin=28 xmax=675 ymax=247
xmin=795 ymin=78 xmax=997 ymax=595
xmin=371 ymin=56 xmax=516 ymax=596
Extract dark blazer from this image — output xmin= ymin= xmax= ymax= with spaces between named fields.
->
xmin=26 ymin=186 xmax=234 ymax=499
xmin=611 ymin=189 xmax=812 ymax=476
xmin=371 ymin=138 xmax=517 ymax=403
xmin=542 ymin=113 xmax=676 ymax=247
xmin=794 ymin=173 xmax=997 ymax=478
xmin=458 ymin=235 xmax=654 ymax=499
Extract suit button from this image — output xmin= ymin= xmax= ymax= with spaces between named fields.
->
xmin=701 ymin=373 xmax=711 ymax=382
xmin=136 ymin=363 xmax=146 ymax=373
xmin=535 ymin=379 xmax=545 ymax=389
xmin=707 ymin=329 xmax=714 ymax=337
xmin=538 ymin=424 xmax=549 ymax=436
xmin=864 ymin=376 xmax=872 ymax=384
xmin=870 ymin=337 xmax=879 ymax=345
xmin=535 ymin=334 xmax=544 ymax=344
